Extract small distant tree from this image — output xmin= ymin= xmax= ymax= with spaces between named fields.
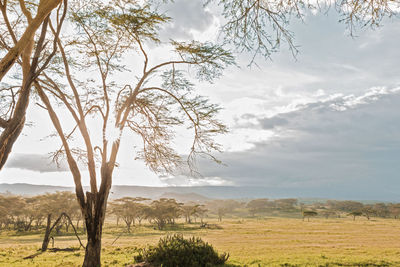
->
xmin=193 ymin=205 xmax=208 ymax=223
xmin=329 ymin=201 xmax=364 ymax=213
xmin=217 ymin=207 xmax=228 ymax=222
xmin=0 ymin=195 xmax=21 ymax=229
xmin=39 ymin=191 xmax=81 ymax=251
xmin=320 ymin=210 xmax=337 ymax=219
xmin=274 ymin=198 xmax=298 ymax=211
xmin=181 ymin=204 xmax=200 ymax=224
xmin=145 ymin=199 xmax=183 ymax=230
xmin=110 ymin=197 xmax=148 ymax=232
xmin=206 ymin=199 xmax=239 ymax=221
xmin=246 ymin=198 xmax=269 ymax=217
xmin=302 ymin=210 xmax=317 ymax=222
xmin=348 ymin=211 xmax=363 ymax=221
xmin=373 ymin=203 xmax=389 ymax=218
xmin=388 ymin=203 xmax=400 ymax=219
xmin=0 ymin=196 xmax=8 ymax=230
xmin=361 ymin=205 xmax=376 ymax=220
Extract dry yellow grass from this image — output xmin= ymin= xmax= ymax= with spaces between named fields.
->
xmin=1 ymin=217 xmax=400 ymax=266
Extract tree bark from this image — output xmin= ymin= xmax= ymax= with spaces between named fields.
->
xmin=0 ymin=0 xmax=61 ymax=81
xmin=0 ymin=14 xmax=50 ymax=169
xmin=82 ymin=167 xmax=112 ymax=267
xmin=83 ymin=228 xmax=102 ymax=267
xmin=41 ymin=214 xmax=52 ymax=251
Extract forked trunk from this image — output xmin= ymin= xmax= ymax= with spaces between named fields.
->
xmin=81 ymin=169 xmax=112 ymax=267
xmin=82 ymin=194 xmax=106 ymax=267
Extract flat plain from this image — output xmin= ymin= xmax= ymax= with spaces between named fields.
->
xmin=1 ymin=217 xmax=400 ymax=266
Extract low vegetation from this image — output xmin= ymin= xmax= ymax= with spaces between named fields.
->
xmin=134 ymin=234 xmax=228 ymax=267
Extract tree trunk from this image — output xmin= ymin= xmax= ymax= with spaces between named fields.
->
xmin=81 ymin=167 xmax=112 ymax=267
xmin=41 ymin=213 xmax=67 ymax=252
xmin=82 ymin=193 xmax=104 ymax=267
xmin=83 ymin=229 xmax=102 ymax=267
xmin=41 ymin=214 xmax=52 ymax=252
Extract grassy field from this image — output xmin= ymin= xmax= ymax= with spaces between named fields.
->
xmin=0 ymin=217 xmax=400 ymax=266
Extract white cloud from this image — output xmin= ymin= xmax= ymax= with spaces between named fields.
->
xmin=160 ymin=175 xmax=233 ymax=186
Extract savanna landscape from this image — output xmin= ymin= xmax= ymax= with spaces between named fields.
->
xmin=0 ymin=190 xmax=400 ymax=266
xmin=1 ymin=0 xmax=400 ymax=266
xmin=3 ymin=218 xmax=400 ymax=266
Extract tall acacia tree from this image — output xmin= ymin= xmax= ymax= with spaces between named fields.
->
xmin=0 ymin=0 xmax=66 ymax=169
xmin=35 ymin=0 xmax=233 ymax=265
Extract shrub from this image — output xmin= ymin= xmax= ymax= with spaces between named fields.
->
xmin=134 ymin=234 xmax=229 ymax=267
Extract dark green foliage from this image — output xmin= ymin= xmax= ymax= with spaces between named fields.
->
xmin=134 ymin=234 xmax=229 ymax=267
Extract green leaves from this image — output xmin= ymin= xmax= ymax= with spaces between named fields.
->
xmin=161 ymin=70 xmax=194 ymax=93
xmin=108 ymin=3 xmax=170 ymax=42
xmin=135 ymin=234 xmax=229 ymax=266
xmin=171 ymin=40 xmax=235 ymax=81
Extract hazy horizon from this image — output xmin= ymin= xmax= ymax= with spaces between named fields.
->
xmin=1 ymin=182 xmax=399 ymax=202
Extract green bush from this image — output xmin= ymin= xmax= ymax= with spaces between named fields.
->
xmin=134 ymin=234 xmax=229 ymax=267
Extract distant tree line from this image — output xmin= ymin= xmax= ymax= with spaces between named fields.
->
xmin=301 ymin=200 xmax=400 ymax=221
xmin=246 ymin=198 xmax=298 ymax=216
xmin=0 ymin=191 xmax=81 ymax=232
xmin=2 ymin=192 xmax=400 ymax=235
xmin=110 ymin=197 xmax=211 ymax=231
xmin=0 ymin=192 xmax=211 ymax=232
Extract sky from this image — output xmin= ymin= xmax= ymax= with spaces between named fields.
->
xmin=1 ymin=0 xmax=400 ymax=200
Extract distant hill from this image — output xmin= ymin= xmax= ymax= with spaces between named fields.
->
xmin=108 ymin=185 xmax=292 ymax=200
xmin=0 ymin=183 xmax=396 ymax=202
xmin=159 ymin=192 xmax=211 ymax=203
xmin=0 ymin=183 xmax=73 ymax=196
xmin=0 ymin=183 xmax=273 ymax=200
